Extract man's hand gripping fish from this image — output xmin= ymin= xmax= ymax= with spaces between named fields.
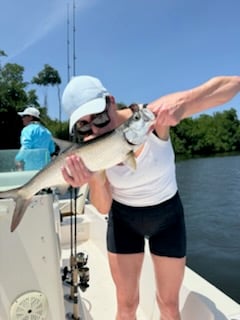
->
xmin=0 ymin=106 xmax=155 ymax=232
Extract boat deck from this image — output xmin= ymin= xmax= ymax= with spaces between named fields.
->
xmin=61 ymin=230 xmax=160 ymax=319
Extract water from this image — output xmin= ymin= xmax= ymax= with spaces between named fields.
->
xmin=176 ymin=155 xmax=240 ymax=303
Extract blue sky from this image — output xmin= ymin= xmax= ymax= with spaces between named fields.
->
xmin=1 ymin=0 xmax=240 ymax=121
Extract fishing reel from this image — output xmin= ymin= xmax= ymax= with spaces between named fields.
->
xmin=62 ymin=252 xmax=89 ymax=292
xmin=76 ymin=252 xmax=89 ymax=292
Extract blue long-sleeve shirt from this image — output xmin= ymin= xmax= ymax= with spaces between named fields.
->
xmin=15 ymin=122 xmax=55 ymax=171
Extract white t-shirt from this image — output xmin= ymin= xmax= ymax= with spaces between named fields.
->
xmin=106 ymin=132 xmax=178 ymax=207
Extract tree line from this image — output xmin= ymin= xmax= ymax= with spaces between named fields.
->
xmin=0 ymin=50 xmax=239 ymax=156
xmin=171 ymin=109 xmax=240 ymax=156
xmin=0 ymin=50 xmax=68 ymax=148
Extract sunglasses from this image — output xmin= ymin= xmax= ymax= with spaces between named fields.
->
xmin=75 ymin=101 xmax=110 ymax=136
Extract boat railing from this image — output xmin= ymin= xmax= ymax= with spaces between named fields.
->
xmin=0 ymin=149 xmax=50 ymax=190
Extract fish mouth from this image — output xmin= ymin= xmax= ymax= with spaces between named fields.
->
xmin=76 ymin=129 xmax=115 ymax=144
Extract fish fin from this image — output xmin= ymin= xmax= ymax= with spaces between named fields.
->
xmin=10 ymin=197 xmax=32 ymax=232
xmin=124 ymin=151 xmax=137 ymax=170
xmin=0 ymin=188 xmax=19 ymax=200
xmin=53 ymin=137 xmax=74 ymax=153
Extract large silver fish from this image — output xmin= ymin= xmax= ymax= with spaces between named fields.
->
xmin=0 ymin=107 xmax=154 ymax=232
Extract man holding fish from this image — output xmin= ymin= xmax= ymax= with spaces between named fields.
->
xmin=61 ymin=75 xmax=240 ymax=320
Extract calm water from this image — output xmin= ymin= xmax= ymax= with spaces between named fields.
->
xmin=176 ymin=155 xmax=240 ymax=303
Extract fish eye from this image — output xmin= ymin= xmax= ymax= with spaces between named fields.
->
xmin=132 ymin=112 xmax=141 ymax=120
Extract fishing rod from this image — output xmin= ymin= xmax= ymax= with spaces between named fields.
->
xmin=64 ymin=3 xmax=89 ymax=319
xmin=67 ymin=3 xmax=71 ymax=82
xmin=64 ymin=187 xmax=79 ymax=320
xmin=64 ymin=187 xmax=89 ymax=320
xmin=72 ymin=0 xmax=76 ymax=77
xmin=66 ymin=0 xmax=76 ymax=79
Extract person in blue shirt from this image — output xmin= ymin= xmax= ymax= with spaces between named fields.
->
xmin=15 ymin=107 xmax=55 ymax=171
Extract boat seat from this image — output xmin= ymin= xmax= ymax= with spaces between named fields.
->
xmin=59 ymin=184 xmax=89 ymax=217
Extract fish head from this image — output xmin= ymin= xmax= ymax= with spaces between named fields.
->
xmin=123 ymin=105 xmax=155 ymax=145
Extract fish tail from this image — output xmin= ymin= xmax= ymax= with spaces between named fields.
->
xmin=10 ymin=196 xmax=32 ymax=232
xmin=0 ymin=189 xmax=19 ymax=201
xmin=0 ymin=188 xmax=31 ymax=232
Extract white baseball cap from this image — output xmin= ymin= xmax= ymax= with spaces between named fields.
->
xmin=62 ymin=75 xmax=109 ymax=133
xmin=18 ymin=107 xmax=40 ymax=119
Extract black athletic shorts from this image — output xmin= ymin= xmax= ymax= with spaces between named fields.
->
xmin=107 ymin=192 xmax=186 ymax=258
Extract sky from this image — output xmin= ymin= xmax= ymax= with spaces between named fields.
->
xmin=1 ymin=0 xmax=240 ymax=121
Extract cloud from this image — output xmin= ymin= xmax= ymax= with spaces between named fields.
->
xmin=1 ymin=0 xmax=93 ymax=61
